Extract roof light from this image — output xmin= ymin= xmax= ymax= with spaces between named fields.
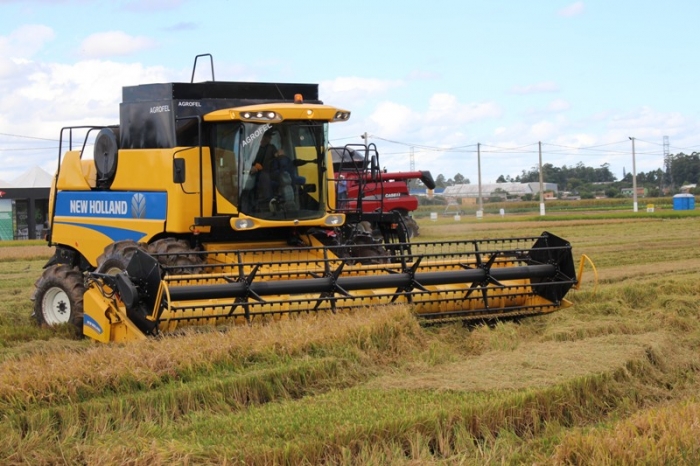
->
xmin=333 ymin=111 xmax=351 ymax=121
xmin=239 ymin=111 xmax=280 ymax=122
xmin=294 ymin=93 xmax=303 ymax=104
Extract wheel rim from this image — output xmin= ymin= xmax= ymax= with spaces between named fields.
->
xmin=103 ymin=265 xmax=124 ymax=275
xmin=42 ymin=286 xmax=72 ymax=325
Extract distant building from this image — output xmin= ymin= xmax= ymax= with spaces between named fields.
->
xmin=409 ymin=187 xmax=445 ymax=196
xmin=620 ymin=187 xmax=647 ymax=198
xmin=442 ymin=182 xmax=558 ymax=200
xmin=0 ymin=167 xmax=52 ymax=240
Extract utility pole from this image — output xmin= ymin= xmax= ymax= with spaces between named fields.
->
xmin=629 ymin=137 xmax=638 ymax=212
xmin=477 ymin=143 xmax=483 ymax=217
xmin=538 ymin=141 xmax=545 ymax=216
xmin=663 ymin=135 xmax=672 ymax=191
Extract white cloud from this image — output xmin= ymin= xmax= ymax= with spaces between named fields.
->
xmin=0 ymin=25 xmax=55 ymax=79
xmin=552 ymin=133 xmax=598 ymax=149
xmin=320 ymin=77 xmax=404 ymax=109
xmin=364 ymin=93 xmax=501 ymax=144
xmin=0 ymin=59 xmax=172 ymax=180
xmin=163 ymin=21 xmax=198 ymax=32
xmin=321 ymin=76 xmax=402 ymax=95
xmin=406 ymin=69 xmax=441 ymax=81
xmin=122 ymin=0 xmax=185 ymax=12
xmin=558 ymin=2 xmax=585 ymax=18
xmin=78 ymin=31 xmax=156 ymax=58
xmin=509 ymin=81 xmax=560 ymax=95
xmin=607 ymin=106 xmax=689 ymax=139
xmin=0 ymin=57 xmax=24 ymax=80
xmin=0 ymin=24 xmax=55 ymax=57
xmin=548 ymin=99 xmax=571 ymax=112
xmin=530 ymin=120 xmax=558 ymax=140
xmin=12 ymin=60 xmax=169 ymax=116
xmin=426 ymin=93 xmax=502 ymax=124
xmin=368 ymin=101 xmax=422 ymax=138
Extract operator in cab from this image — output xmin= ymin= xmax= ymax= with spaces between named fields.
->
xmin=249 ymin=128 xmax=279 ymax=206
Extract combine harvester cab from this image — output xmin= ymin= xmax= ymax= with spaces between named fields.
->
xmin=32 ymin=55 xmax=581 ymax=342
xmin=330 ymin=145 xmax=436 ymax=239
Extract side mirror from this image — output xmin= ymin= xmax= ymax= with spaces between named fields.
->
xmin=173 ymin=158 xmax=186 ymax=183
xmin=370 ymin=155 xmax=379 ymax=180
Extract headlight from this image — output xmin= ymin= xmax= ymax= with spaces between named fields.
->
xmin=323 ymin=214 xmax=344 ymax=226
xmin=234 ymin=218 xmax=255 ymax=230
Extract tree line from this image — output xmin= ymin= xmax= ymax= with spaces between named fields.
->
xmin=428 ymin=152 xmax=700 ymax=197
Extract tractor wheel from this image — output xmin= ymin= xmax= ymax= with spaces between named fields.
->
xmin=96 ymin=240 xmax=148 ymax=274
xmin=32 ymin=264 xmax=85 ymax=333
xmin=147 ymin=238 xmax=204 ymax=274
xmin=403 ymin=215 xmax=420 ymax=239
xmin=347 ymin=230 xmax=390 ymax=265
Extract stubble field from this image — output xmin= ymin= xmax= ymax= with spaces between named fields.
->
xmin=1 ymin=213 xmax=699 ymax=465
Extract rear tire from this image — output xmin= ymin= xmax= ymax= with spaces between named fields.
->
xmin=147 ymin=238 xmax=204 ymax=274
xmin=96 ymin=240 xmax=148 ymax=274
xmin=32 ymin=264 xmax=85 ymax=334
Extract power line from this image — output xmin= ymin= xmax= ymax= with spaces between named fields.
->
xmin=0 ymin=132 xmax=58 ymax=142
xmin=0 ymin=146 xmax=60 ymax=152
xmin=480 ymin=143 xmax=539 ymax=152
xmin=372 ymin=135 xmax=478 ymax=152
xmin=374 ymin=135 xmax=693 ymax=157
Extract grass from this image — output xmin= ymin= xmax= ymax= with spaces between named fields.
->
xmin=1 ymin=216 xmax=700 ymax=464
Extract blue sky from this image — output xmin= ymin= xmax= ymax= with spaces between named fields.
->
xmin=1 ymin=0 xmax=699 ymax=184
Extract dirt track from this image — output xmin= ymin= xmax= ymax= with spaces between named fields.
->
xmin=0 ymin=245 xmax=53 ymax=261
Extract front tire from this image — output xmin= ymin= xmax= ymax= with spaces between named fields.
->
xmin=32 ymin=264 xmax=85 ymax=333
xmin=94 ymin=240 xmax=159 ymax=336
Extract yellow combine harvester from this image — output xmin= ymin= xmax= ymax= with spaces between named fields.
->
xmin=32 ymin=55 xmax=579 ymax=343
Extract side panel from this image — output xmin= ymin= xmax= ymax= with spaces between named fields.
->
xmin=51 ymin=146 xmax=215 ymax=265
xmin=56 ymin=151 xmax=91 ymax=191
xmin=52 ymin=191 xmax=167 ymax=266
xmin=110 ymin=147 xmax=213 ymax=234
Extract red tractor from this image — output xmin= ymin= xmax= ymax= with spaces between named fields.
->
xmin=330 ymin=145 xmax=435 ymax=239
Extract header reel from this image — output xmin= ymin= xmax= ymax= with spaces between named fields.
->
xmin=82 ymin=232 xmax=578 ymax=342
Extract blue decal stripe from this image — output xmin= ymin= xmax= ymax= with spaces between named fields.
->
xmin=83 ymin=314 xmax=103 ymax=335
xmin=55 ymin=191 xmax=167 ymax=220
xmin=55 ymin=221 xmax=148 ymax=243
